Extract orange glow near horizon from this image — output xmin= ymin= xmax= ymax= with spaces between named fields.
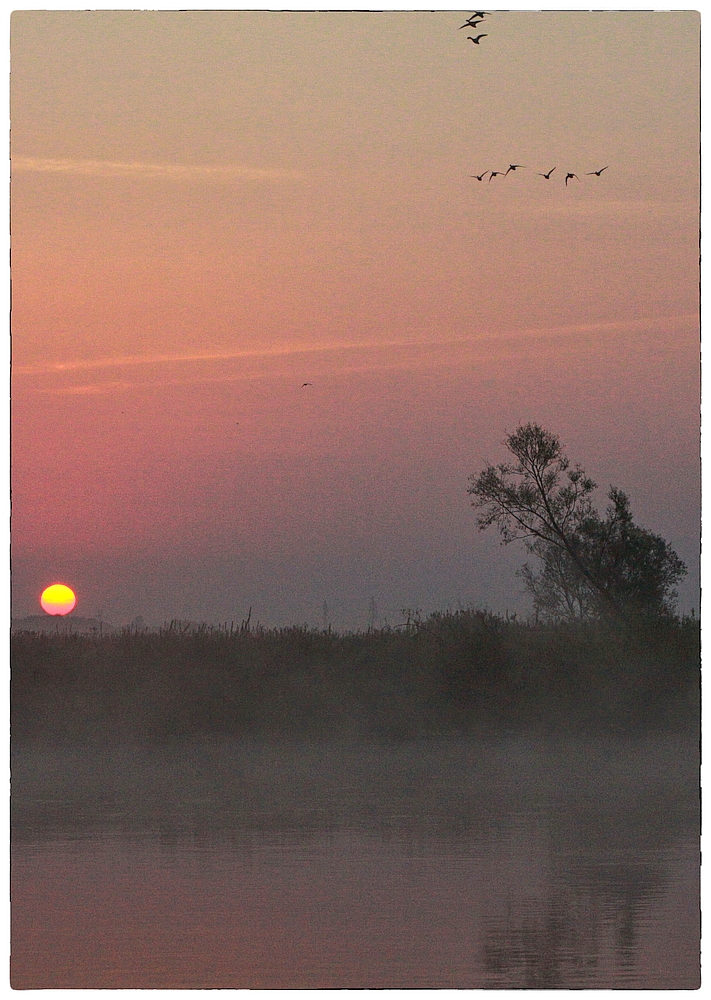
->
xmin=40 ymin=583 xmax=77 ymax=616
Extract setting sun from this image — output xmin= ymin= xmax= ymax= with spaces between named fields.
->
xmin=40 ymin=583 xmax=77 ymax=616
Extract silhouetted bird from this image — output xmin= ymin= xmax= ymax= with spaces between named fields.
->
xmin=471 ymin=10 xmax=489 ymax=16
xmin=470 ymin=171 xmax=489 ymax=181
xmin=459 ymin=19 xmax=484 ymax=29
xmin=537 ymin=167 xmax=556 ymax=179
xmin=587 ymin=166 xmax=609 ymax=176
xmin=565 ymin=172 xmax=579 ymax=186
xmin=302 ymin=382 xmax=314 ymax=387
xmin=488 ymin=171 xmax=504 ymax=181
xmin=468 ymin=35 xmax=488 ymax=44
xmin=505 ymin=164 xmax=525 ymax=174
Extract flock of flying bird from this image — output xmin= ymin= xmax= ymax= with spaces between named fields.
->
xmin=460 ymin=13 xmax=609 ymax=189
xmin=459 ymin=10 xmax=490 ymax=45
xmin=470 ymin=164 xmax=609 ymax=186
xmin=300 ymin=13 xmax=607 ymax=389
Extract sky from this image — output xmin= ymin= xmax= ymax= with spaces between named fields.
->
xmin=10 ymin=7 xmax=700 ymax=628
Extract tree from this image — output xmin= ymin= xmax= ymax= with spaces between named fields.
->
xmin=519 ymin=539 xmax=595 ymax=622
xmin=468 ymin=424 xmax=686 ymax=624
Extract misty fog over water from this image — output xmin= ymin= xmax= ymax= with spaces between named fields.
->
xmin=10 ymin=9 xmax=700 ymax=989
xmin=12 ymin=732 xmax=699 ymax=989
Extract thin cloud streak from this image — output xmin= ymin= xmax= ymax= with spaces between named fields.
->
xmin=12 ymin=157 xmax=303 ymax=183
xmin=53 ymin=381 xmax=135 ymax=395
xmin=498 ymin=198 xmax=698 ymax=219
xmin=15 ymin=341 xmax=409 ymax=376
xmin=16 ymin=312 xmax=698 ymax=385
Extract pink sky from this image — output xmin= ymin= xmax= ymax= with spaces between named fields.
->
xmin=11 ymin=10 xmax=699 ymax=626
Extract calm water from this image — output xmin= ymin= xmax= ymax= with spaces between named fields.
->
xmin=11 ymin=733 xmax=699 ymax=989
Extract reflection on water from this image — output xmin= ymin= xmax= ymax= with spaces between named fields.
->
xmin=481 ymin=857 xmax=692 ymax=989
xmin=11 ymin=734 xmax=699 ymax=989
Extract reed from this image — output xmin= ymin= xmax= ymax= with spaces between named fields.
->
xmin=11 ymin=610 xmax=699 ymax=744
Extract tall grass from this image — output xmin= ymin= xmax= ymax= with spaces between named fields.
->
xmin=11 ymin=610 xmax=699 ymax=744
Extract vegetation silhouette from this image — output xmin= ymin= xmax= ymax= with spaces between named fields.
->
xmin=12 ymin=610 xmax=698 ymax=745
xmin=468 ymin=423 xmax=687 ymax=627
xmin=12 ymin=425 xmax=696 ymax=746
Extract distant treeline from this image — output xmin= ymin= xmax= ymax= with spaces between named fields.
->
xmin=11 ymin=610 xmax=699 ymax=744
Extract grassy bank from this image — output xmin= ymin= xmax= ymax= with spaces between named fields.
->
xmin=11 ymin=610 xmax=699 ymax=744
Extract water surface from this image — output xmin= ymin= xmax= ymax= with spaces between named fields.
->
xmin=12 ymin=733 xmax=699 ymax=988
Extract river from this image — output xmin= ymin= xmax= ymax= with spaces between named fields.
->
xmin=11 ymin=732 xmax=699 ymax=988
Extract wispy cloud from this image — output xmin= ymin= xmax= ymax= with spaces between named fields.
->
xmin=50 ymin=373 xmax=291 ymax=395
xmin=13 ymin=342 xmax=395 ymax=377
xmin=510 ymin=312 xmax=698 ymax=338
xmin=500 ymin=198 xmax=698 ymax=219
xmin=12 ymin=157 xmax=303 ymax=183
xmin=53 ymin=381 xmax=135 ymax=395
xmin=15 ymin=313 xmax=697 ymax=384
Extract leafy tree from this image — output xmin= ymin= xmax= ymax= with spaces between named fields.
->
xmin=468 ymin=424 xmax=686 ymax=624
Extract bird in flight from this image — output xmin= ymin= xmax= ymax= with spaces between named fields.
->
xmin=587 ymin=166 xmax=609 ymax=176
xmin=537 ymin=167 xmax=556 ymax=179
xmin=468 ymin=34 xmax=487 ymax=44
xmin=302 ymin=382 xmax=314 ymax=387
xmin=459 ymin=18 xmax=484 ymax=29
xmin=471 ymin=10 xmax=489 ymax=16
xmin=488 ymin=170 xmax=504 ymax=181
xmin=564 ymin=172 xmax=579 ymax=186
xmin=470 ymin=171 xmax=489 ymax=181
xmin=505 ymin=164 xmax=525 ymax=174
